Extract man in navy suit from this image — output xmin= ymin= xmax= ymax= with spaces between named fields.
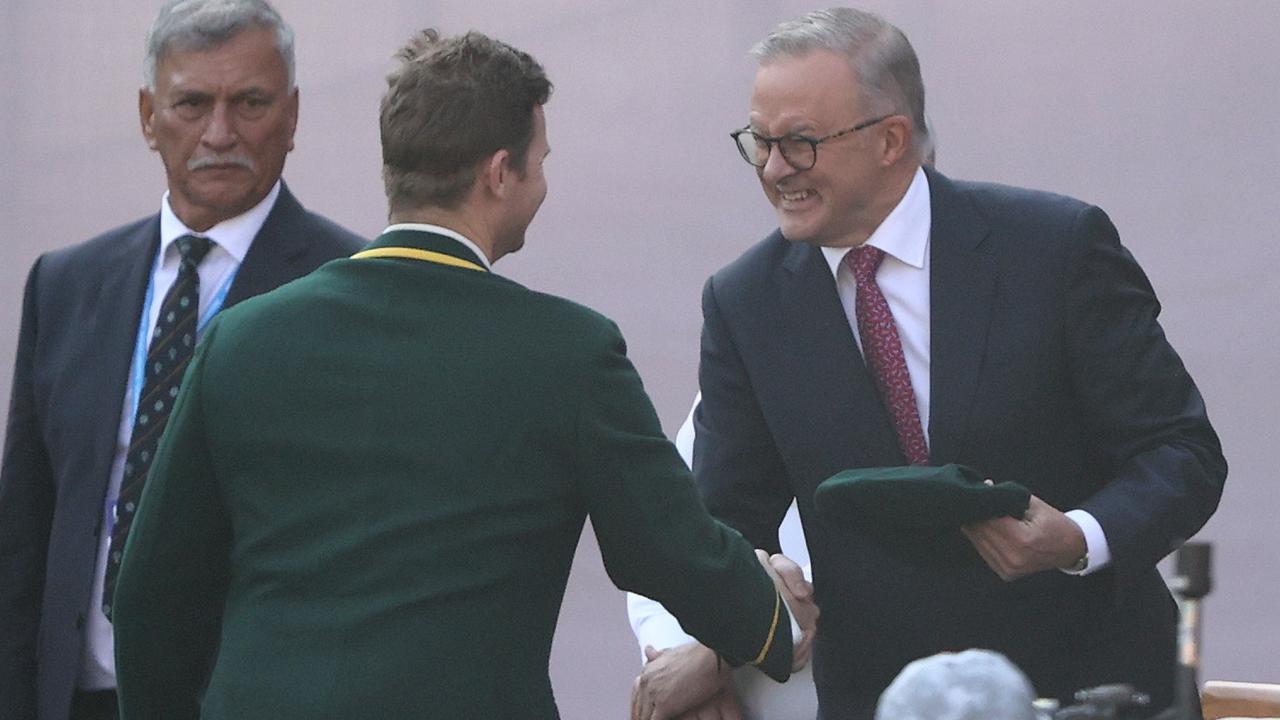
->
xmin=662 ymin=7 xmax=1225 ymax=720
xmin=0 ymin=2 xmax=362 ymax=718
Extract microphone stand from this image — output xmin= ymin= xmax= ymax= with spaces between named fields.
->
xmin=1168 ymin=542 xmax=1212 ymax=720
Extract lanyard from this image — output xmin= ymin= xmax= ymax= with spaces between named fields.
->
xmin=352 ymin=246 xmax=487 ymax=273
xmin=126 ymin=260 xmax=238 ymax=423
xmin=105 ymin=258 xmax=236 ymax=536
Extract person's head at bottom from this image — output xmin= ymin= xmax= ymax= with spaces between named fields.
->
xmin=875 ymin=648 xmax=1037 ymax=720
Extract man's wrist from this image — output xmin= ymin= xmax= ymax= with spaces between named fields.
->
xmin=1061 ymin=509 xmax=1110 ymax=575
xmin=1063 ymin=550 xmax=1089 ymax=573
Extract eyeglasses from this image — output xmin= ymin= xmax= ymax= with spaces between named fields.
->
xmin=730 ymin=115 xmax=894 ymax=170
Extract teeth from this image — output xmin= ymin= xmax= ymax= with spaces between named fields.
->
xmin=780 ymin=189 xmax=813 ymax=202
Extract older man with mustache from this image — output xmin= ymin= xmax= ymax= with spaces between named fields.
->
xmin=0 ymin=2 xmax=362 ymax=719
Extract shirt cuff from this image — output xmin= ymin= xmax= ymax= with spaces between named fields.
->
xmin=1062 ymin=509 xmax=1111 ymax=575
xmin=626 ymin=592 xmax=695 ymax=660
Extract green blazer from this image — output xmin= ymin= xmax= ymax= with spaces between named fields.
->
xmin=112 ymin=229 xmax=792 ymax=719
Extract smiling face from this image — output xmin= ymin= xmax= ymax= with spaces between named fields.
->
xmin=140 ymin=27 xmax=298 ymax=231
xmin=749 ymin=49 xmax=908 ymax=248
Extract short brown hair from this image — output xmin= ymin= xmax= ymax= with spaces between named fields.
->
xmin=380 ymin=29 xmax=552 ymax=212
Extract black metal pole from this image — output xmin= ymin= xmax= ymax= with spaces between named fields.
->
xmin=1171 ymin=542 xmax=1212 ymax=720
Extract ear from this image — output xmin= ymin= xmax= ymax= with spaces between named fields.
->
xmin=139 ymin=87 xmax=158 ymax=151
xmin=878 ymin=115 xmax=913 ymax=167
xmin=481 ymin=148 xmax=514 ymax=199
xmin=285 ymin=87 xmax=300 ymax=152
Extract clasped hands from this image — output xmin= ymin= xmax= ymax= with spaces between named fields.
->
xmin=630 ymin=551 xmax=816 ymax=720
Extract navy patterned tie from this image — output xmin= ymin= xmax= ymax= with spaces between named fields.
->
xmin=102 ymin=235 xmax=212 ymax=619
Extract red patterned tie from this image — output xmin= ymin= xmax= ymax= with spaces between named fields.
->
xmin=846 ymin=245 xmax=929 ymax=465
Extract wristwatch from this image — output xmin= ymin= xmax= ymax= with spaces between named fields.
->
xmin=1065 ymin=551 xmax=1089 ymax=573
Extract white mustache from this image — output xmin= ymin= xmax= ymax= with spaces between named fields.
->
xmin=188 ymin=154 xmax=254 ymax=171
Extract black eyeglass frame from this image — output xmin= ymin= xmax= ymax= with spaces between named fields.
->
xmin=730 ymin=114 xmax=895 ymax=170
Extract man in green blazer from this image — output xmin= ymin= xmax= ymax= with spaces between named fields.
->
xmin=110 ymin=28 xmax=813 ymax=720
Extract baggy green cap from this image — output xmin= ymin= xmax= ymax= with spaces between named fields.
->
xmin=815 ymin=463 xmax=1030 ymax=530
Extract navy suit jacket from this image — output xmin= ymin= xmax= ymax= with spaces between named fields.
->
xmin=694 ymin=167 xmax=1226 ymax=720
xmin=0 ymin=183 xmax=364 ymax=720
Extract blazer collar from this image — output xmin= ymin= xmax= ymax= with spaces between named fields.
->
xmin=367 ymin=227 xmax=490 ymax=271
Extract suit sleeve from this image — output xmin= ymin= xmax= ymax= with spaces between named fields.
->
xmin=571 ymin=320 xmax=793 ymax=682
xmin=1063 ymin=205 xmax=1226 ymax=582
xmin=0 ymin=259 xmax=54 ymax=720
xmin=693 ymin=274 xmax=794 ymax=554
xmin=112 ymin=320 xmax=231 ymax=720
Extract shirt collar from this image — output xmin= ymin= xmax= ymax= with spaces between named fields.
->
xmin=381 ymin=222 xmax=494 ymax=271
xmin=820 ymin=166 xmax=932 ymax=279
xmin=158 ymin=180 xmax=281 ymax=263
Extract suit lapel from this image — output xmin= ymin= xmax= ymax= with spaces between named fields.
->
xmin=225 ymin=183 xmax=313 ymax=307
xmin=925 ymin=167 xmax=997 ymax=463
xmin=88 ymin=219 xmax=160 ymax=482
xmin=778 ymin=239 xmax=905 ymax=470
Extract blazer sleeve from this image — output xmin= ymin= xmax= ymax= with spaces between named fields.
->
xmin=1062 ymin=205 xmax=1226 ymax=583
xmin=570 ymin=319 xmax=794 ymax=682
xmin=112 ymin=320 xmax=232 ymax=720
xmin=0 ymin=259 xmax=54 ymax=719
xmin=693 ymin=274 xmax=795 ymax=554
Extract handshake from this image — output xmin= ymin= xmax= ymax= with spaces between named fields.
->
xmin=755 ymin=549 xmax=819 ymax=671
xmin=630 ymin=550 xmax=818 ymax=720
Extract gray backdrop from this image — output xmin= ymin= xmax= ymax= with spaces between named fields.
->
xmin=1 ymin=1 xmax=1275 ymax=717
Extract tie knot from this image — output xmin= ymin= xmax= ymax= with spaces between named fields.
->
xmin=846 ymin=244 xmax=885 ymax=283
xmin=174 ymin=235 xmax=212 ymax=269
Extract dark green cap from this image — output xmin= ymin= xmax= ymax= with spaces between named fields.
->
xmin=815 ymin=463 xmax=1030 ymax=530
xmin=813 ymin=464 xmax=1031 ymax=566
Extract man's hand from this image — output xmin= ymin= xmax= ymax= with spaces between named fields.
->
xmin=671 ymin=688 xmax=743 ymax=720
xmin=756 ymin=549 xmax=817 ymax=670
xmin=631 ymin=643 xmax=730 ymax=720
xmin=962 ymin=491 xmax=1086 ymax=581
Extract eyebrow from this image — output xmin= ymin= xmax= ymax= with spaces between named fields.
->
xmin=231 ymin=88 xmax=274 ymax=101
xmin=748 ymin=120 xmax=819 ymax=135
xmin=169 ymin=85 xmax=274 ymax=99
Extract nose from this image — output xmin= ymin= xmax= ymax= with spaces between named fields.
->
xmin=200 ymin=101 xmax=238 ymax=151
xmin=760 ymin=142 xmax=796 ymax=186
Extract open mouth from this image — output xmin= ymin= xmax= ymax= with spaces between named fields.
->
xmin=780 ymin=189 xmax=814 ymax=202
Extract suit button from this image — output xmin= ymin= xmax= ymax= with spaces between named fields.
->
xmin=75 ymin=614 xmax=85 ymax=629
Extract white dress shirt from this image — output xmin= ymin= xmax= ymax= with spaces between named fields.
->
xmin=80 ymin=181 xmax=280 ymax=690
xmin=627 ymin=394 xmax=818 ymax=720
xmin=820 ymin=166 xmax=933 ymax=442
xmin=819 ymin=167 xmax=1108 ymax=575
xmin=381 ymin=222 xmax=493 ymax=271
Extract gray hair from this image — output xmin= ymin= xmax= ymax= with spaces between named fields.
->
xmin=751 ymin=7 xmax=929 ymax=160
xmin=144 ymin=0 xmax=295 ymax=91
xmin=875 ymin=649 xmax=1038 ymax=720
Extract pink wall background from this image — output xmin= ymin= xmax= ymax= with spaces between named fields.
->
xmin=2 ymin=1 xmax=1276 ymax=716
